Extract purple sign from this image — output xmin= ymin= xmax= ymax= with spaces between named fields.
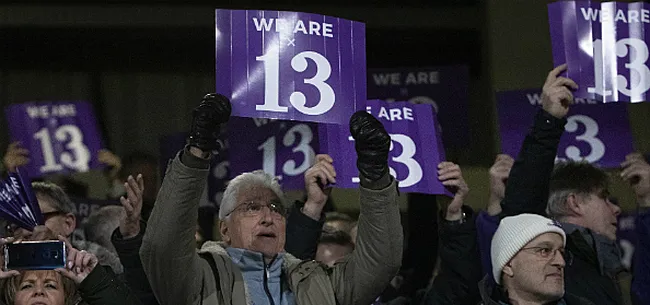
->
xmin=368 ymin=66 xmax=470 ymax=148
xmin=159 ymin=132 xmax=229 ymax=207
xmin=228 ymin=117 xmax=318 ymax=190
xmin=496 ymin=89 xmax=634 ymax=168
xmin=319 ymin=100 xmax=452 ymax=195
xmin=0 ymin=170 xmax=42 ymax=230
xmin=549 ymin=1 xmax=650 ymax=103
xmin=5 ymin=102 xmax=104 ymax=179
xmin=215 ymin=9 xmax=366 ymax=124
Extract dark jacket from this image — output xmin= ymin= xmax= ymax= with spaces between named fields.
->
xmin=421 ymin=206 xmax=482 ymax=305
xmin=77 ymin=265 xmax=143 ymax=305
xmin=500 ymin=110 xmax=625 ymax=305
xmin=284 ymin=202 xmax=325 ymax=260
xmin=477 ymin=276 xmax=594 ymax=305
xmin=632 ymin=209 xmax=650 ymax=305
xmin=112 ymin=225 xmax=159 ymax=305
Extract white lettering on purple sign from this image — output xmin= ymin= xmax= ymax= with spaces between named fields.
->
xmin=525 ymin=93 xmax=597 ymax=105
xmin=581 ymin=7 xmax=650 ymax=23
xmin=365 ymin=106 xmax=415 ymax=121
xmin=371 ymin=72 xmax=439 ymax=86
xmin=252 ymin=18 xmax=334 ymax=38
xmin=26 ymin=104 xmax=77 ymax=119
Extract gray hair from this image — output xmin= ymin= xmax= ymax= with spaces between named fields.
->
xmin=31 ymin=181 xmax=77 ymax=214
xmin=218 ymin=170 xmax=285 ymax=220
xmin=83 ymin=205 xmax=126 ymax=254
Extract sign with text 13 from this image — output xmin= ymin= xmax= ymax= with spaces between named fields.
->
xmin=228 ymin=117 xmax=319 ymax=190
xmin=215 ymin=9 xmax=366 ymax=124
xmin=5 ymin=102 xmax=104 ymax=179
xmin=496 ymin=89 xmax=634 ymax=168
xmin=368 ymin=66 xmax=470 ymax=148
xmin=319 ymin=100 xmax=452 ymax=196
xmin=549 ymin=1 xmax=650 ymax=102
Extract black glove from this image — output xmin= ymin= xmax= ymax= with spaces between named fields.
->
xmin=188 ymin=93 xmax=232 ymax=152
xmin=350 ymin=111 xmax=390 ymax=181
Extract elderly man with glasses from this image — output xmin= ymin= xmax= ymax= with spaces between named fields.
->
xmin=141 ymin=93 xmax=403 ymax=305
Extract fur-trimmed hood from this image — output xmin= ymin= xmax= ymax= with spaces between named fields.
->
xmin=72 ymin=240 xmax=124 ymax=274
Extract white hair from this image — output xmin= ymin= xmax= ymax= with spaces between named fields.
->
xmin=218 ymin=170 xmax=285 ymax=220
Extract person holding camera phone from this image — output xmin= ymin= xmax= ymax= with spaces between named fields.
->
xmin=0 ymin=233 xmax=142 ymax=305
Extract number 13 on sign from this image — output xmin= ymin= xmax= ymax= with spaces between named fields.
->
xmin=256 ymin=50 xmax=336 ymax=116
xmin=348 ymin=134 xmax=423 ymax=188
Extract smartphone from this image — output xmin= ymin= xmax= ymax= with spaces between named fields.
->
xmin=4 ymin=241 xmax=66 ymax=270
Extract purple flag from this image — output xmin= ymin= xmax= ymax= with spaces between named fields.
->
xmin=496 ymin=89 xmax=634 ymax=168
xmin=319 ymin=100 xmax=452 ymax=196
xmin=549 ymin=1 xmax=650 ymax=102
xmin=228 ymin=117 xmax=318 ymax=190
xmin=159 ymin=132 xmax=229 ymax=206
xmin=216 ymin=9 xmax=366 ymax=124
xmin=367 ymin=66 xmax=470 ymax=148
xmin=5 ymin=102 xmax=104 ymax=179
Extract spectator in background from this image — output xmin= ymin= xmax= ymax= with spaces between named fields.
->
xmin=315 ymin=230 xmax=354 ymax=267
xmin=5 ymin=182 xmax=123 ymax=275
xmin=323 ymin=211 xmax=355 ymax=233
xmin=84 ymin=205 xmax=126 ymax=254
xmin=482 ymin=214 xmax=592 ymax=305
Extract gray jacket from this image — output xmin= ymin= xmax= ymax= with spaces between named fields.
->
xmin=140 ymin=152 xmax=403 ymax=305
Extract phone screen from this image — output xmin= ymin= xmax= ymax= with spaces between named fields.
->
xmin=4 ymin=241 xmax=66 ymax=270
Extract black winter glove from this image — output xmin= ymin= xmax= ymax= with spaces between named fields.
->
xmin=350 ymin=111 xmax=390 ymax=181
xmin=187 ymin=93 xmax=232 ymax=152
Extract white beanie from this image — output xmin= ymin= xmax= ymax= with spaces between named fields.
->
xmin=491 ymin=213 xmax=566 ymax=284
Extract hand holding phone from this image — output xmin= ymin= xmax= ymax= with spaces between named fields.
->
xmin=55 ymin=235 xmax=98 ymax=285
xmin=0 ymin=237 xmax=20 ymax=279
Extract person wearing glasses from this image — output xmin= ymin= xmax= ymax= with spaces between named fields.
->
xmin=481 ymin=213 xmax=593 ymax=305
xmin=4 ymin=182 xmax=124 ymax=275
xmin=140 ymin=93 xmax=403 ymax=305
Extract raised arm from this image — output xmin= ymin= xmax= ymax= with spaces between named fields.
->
xmin=140 ymin=94 xmax=231 ymax=305
xmin=501 ymin=65 xmax=576 ymax=217
xmin=332 ymin=111 xmax=403 ymax=305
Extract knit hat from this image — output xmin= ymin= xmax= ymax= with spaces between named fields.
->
xmin=491 ymin=213 xmax=566 ymax=284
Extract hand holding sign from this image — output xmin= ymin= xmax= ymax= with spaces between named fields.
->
xmin=3 ymin=142 xmax=30 ymax=173
xmin=542 ymin=64 xmax=578 ymax=119
xmin=439 ymin=162 xmax=469 ymax=221
xmin=350 ymin=111 xmax=391 ymax=183
xmin=302 ymin=154 xmax=336 ymax=220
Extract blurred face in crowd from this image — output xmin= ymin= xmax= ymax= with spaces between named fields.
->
xmin=349 ymin=224 xmax=358 ymax=245
xmin=575 ymin=189 xmax=620 ymax=241
xmin=13 ymin=270 xmax=66 ymax=305
xmin=10 ymin=194 xmax=75 ymax=240
xmin=220 ymin=185 xmax=286 ymax=259
xmin=324 ymin=220 xmax=351 ymax=233
xmin=502 ymin=233 xmax=566 ymax=304
xmin=316 ymin=243 xmax=353 ymax=267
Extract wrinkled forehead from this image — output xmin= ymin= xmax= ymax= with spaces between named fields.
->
xmin=235 ymin=185 xmax=281 ymax=203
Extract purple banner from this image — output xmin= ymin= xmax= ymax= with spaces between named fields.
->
xmin=549 ymin=1 xmax=650 ymax=103
xmin=5 ymin=102 xmax=104 ymax=179
xmin=319 ymin=100 xmax=452 ymax=196
xmin=159 ymin=132 xmax=229 ymax=207
xmin=0 ymin=170 xmax=42 ymax=230
xmin=228 ymin=117 xmax=318 ymax=190
xmin=496 ymin=89 xmax=634 ymax=168
xmin=216 ymin=9 xmax=366 ymax=124
xmin=368 ymin=66 xmax=470 ymax=148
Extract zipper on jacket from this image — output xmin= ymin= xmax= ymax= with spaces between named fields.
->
xmin=263 ymin=264 xmax=276 ymax=305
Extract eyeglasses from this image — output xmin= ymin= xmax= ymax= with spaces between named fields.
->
xmin=4 ymin=211 xmax=67 ymax=236
xmin=227 ymin=201 xmax=286 ymax=219
xmin=520 ymin=246 xmax=573 ymax=265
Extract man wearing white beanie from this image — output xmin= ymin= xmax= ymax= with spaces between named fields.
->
xmin=479 ymin=213 xmax=593 ymax=305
